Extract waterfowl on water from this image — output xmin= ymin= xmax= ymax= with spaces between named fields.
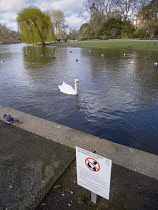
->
xmin=58 ymin=79 xmax=79 ymax=95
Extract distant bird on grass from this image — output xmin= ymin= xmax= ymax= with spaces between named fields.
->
xmin=154 ymin=62 xmax=158 ymax=65
xmin=3 ymin=114 xmax=19 ymax=124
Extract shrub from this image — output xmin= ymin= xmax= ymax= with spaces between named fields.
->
xmin=100 ymin=35 xmax=107 ymax=40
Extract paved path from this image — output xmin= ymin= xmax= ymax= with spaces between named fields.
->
xmin=0 ymin=120 xmax=75 ymax=209
xmin=36 ymin=160 xmax=158 ymax=210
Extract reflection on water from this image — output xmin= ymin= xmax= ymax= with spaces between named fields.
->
xmin=0 ymin=44 xmax=158 ymax=155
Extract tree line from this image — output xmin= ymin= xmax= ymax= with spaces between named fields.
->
xmin=17 ymin=0 xmax=157 ymax=44
xmin=1 ymin=0 xmax=157 ymax=45
xmin=0 ymin=24 xmax=20 ymax=44
xmin=78 ymin=0 xmax=158 ymax=40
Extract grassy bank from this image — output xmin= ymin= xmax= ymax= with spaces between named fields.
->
xmin=57 ymin=40 xmax=158 ymax=50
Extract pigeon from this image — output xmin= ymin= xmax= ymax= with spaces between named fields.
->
xmin=3 ymin=114 xmax=19 ymax=124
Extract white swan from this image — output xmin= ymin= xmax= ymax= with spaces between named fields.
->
xmin=58 ymin=79 xmax=79 ymax=95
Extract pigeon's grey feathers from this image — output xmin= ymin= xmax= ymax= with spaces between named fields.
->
xmin=3 ymin=114 xmax=19 ymax=124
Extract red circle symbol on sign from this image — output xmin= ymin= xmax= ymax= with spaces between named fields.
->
xmin=85 ymin=158 xmax=100 ymax=172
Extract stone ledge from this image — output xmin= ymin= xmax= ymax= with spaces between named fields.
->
xmin=0 ymin=105 xmax=157 ymax=180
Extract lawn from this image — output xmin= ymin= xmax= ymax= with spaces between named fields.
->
xmin=56 ymin=40 xmax=158 ymax=50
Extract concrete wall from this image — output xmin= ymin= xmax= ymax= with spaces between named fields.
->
xmin=0 ymin=105 xmax=157 ymax=180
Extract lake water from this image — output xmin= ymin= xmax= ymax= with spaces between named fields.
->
xmin=0 ymin=44 xmax=158 ymax=155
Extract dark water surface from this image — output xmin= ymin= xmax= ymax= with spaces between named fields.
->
xmin=0 ymin=44 xmax=158 ymax=155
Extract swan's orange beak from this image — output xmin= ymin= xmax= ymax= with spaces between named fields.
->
xmin=76 ymin=81 xmax=79 ymax=85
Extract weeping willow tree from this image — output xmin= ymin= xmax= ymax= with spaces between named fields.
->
xmin=17 ymin=7 xmax=55 ymax=45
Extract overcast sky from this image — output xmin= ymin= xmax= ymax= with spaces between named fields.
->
xmin=0 ymin=0 xmax=85 ymax=31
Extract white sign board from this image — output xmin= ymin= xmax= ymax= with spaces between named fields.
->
xmin=76 ymin=147 xmax=112 ymax=200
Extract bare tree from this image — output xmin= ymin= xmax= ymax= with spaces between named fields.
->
xmin=50 ymin=10 xmax=68 ymax=39
xmin=139 ymin=0 xmax=158 ymax=38
xmin=114 ymin=0 xmax=141 ymax=20
xmin=82 ymin=0 xmax=118 ymax=22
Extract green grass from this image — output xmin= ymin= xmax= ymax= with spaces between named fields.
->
xmin=56 ymin=40 xmax=158 ymax=50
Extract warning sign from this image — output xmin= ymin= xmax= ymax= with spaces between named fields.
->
xmin=76 ymin=147 xmax=112 ymax=200
xmin=85 ymin=158 xmax=100 ymax=172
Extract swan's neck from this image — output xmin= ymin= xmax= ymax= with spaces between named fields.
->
xmin=74 ymin=82 xmax=78 ymax=94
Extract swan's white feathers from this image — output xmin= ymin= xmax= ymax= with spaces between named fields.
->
xmin=58 ymin=79 xmax=79 ymax=95
xmin=59 ymin=82 xmax=75 ymax=94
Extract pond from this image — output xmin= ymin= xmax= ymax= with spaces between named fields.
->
xmin=0 ymin=44 xmax=158 ymax=155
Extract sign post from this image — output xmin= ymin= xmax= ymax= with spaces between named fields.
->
xmin=76 ymin=147 xmax=112 ymax=202
xmin=91 ymin=192 xmax=98 ymax=203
